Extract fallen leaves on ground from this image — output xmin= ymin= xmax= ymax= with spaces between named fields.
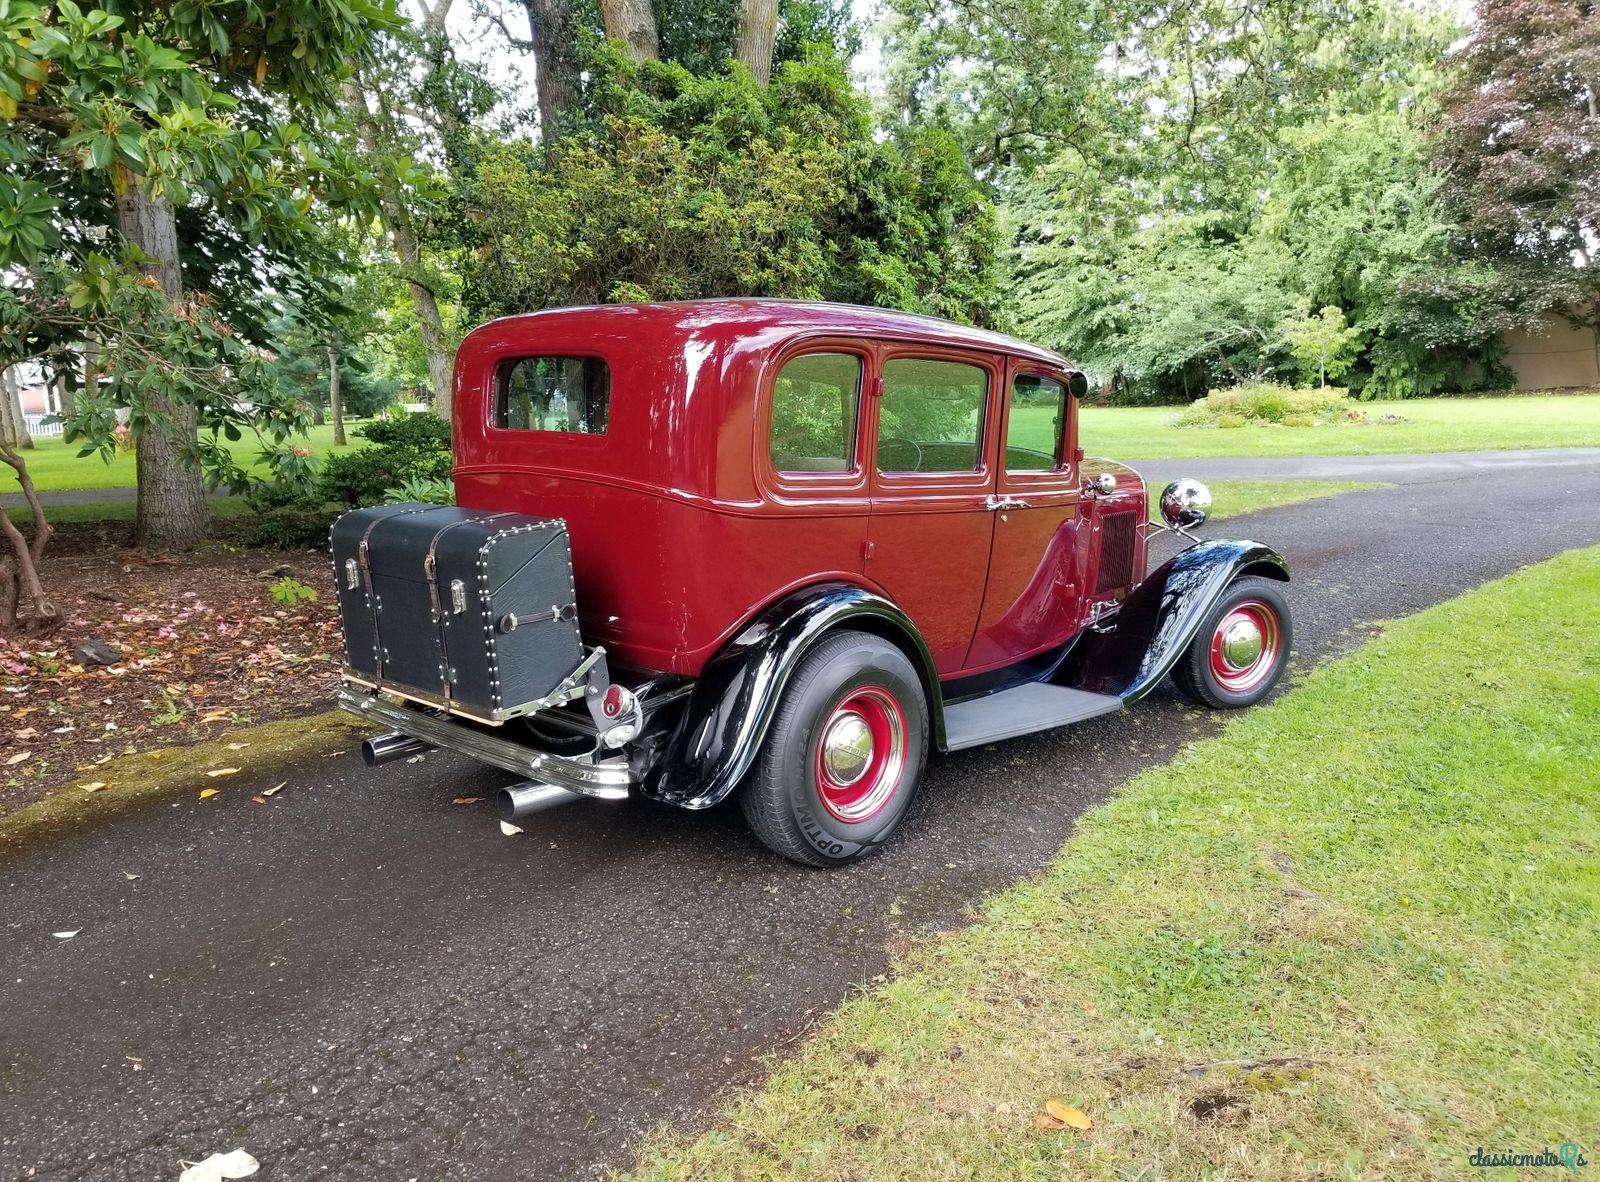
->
xmin=500 ymin=820 xmax=523 ymax=836
xmin=1038 ymin=1100 xmax=1093 ymax=1132
xmin=451 ymin=796 xmax=481 ymax=805
xmin=80 ymin=781 xmax=107 ymax=792
xmin=52 ymin=929 xmax=80 ymax=939
xmin=178 ymin=1149 xmax=259 ymax=1182
xmin=0 ymin=532 xmax=342 ymax=812
xmin=261 ymin=782 xmax=285 ymax=797
xmin=205 ymin=768 xmax=240 ymax=778
xmin=199 ymin=788 xmax=220 ymax=800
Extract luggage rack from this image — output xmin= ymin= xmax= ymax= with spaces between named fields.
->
xmin=336 ymin=684 xmax=635 ymax=798
xmin=340 ymin=646 xmax=610 ymax=726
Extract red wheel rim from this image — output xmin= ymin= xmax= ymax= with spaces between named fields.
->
xmin=1208 ymin=600 xmax=1281 ymax=693
xmin=813 ymin=686 xmax=907 ymax=824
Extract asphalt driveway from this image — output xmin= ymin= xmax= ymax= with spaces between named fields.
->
xmin=4 ymin=449 xmax=1598 ymax=1181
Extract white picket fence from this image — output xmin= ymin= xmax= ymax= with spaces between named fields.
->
xmin=23 ymin=414 xmax=63 ymax=438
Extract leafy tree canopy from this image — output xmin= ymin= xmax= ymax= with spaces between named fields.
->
xmin=460 ymin=43 xmax=998 ymax=324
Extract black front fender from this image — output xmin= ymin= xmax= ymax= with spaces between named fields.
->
xmin=1064 ymin=539 xmax=1289 ymax=701
xmin=640 ymin=583 xmax=942 ymax=810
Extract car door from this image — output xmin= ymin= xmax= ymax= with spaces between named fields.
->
xmin=965 ymin=364 xmax=1087 ymax=672
xmin=863 ymin=347 xmax=1001 ymax=676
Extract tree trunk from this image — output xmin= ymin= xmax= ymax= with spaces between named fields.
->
xmin=0 ymin=366 xmax=33 ymax=449
xmin=327 ymin=338 xmax=347 ymax=447
xmin=0 ymin=436 xmax=57 ymax=634
xmin=734 ymin=0 xmax=779 ymax=85
xmin=518 ymin=0 xmax=579 ymax=139
xmin=346 ymin=83 xmax=455 ymax=421
xmin=600 ymin=0 xmax=659 ymax=60
xmin=115 ymin=174 xmax=209 ymax=551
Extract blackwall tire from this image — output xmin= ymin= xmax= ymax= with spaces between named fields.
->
xmin=1171 ymin=575 xmax=1292 ymax=709
xmin=739 ymin=630 xmax=928 ymax=867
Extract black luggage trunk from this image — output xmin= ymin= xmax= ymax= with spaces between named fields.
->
xmin=330 ymin=504 xmax=584 ymax=722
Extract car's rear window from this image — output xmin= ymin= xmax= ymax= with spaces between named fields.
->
xmin=768 ymin=352 xmax=862 ymax=474
xmin=496 ymin=356 xmax=611 ymax=434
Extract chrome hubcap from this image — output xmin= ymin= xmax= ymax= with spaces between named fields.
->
xmin=821 ymin=713 xmax=874 ymax=786
xmin=1218 ymin=617 xmax=1264 ymax=669
xmin=1208 ymin=600 xmax=1282 ymax=693
xmin=813 ymin=687 xmax=908 ymax=824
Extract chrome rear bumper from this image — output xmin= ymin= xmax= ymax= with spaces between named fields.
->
xmin=337 ymin=685 xmax=632 ymax=800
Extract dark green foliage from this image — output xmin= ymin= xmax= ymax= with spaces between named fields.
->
xmin=241 ymin=481 xmax=337 ymax=549
xmin=461 ymin=45 xmax=997 ymax=325
xmin=244 ymin=504 xmax=340 ymax=549
xmin=318 ymin=414 xmax=453 ymax=508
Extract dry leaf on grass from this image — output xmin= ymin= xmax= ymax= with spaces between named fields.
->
xmin=80 ymin=781 xmax=107 ymax=793
xmin=178 ymin=1149 xmax=259 ymax=1182
xmin=1043 ymin=1100 xmax=1092 ymax=1131
xmin=206 ymin=767 xmax=240 ymax=778
xmin=198 ymin=710 xmax=234 ymax=724
xmin=199 ymin=788 xmax=220 ymax=800
xmin=225 ymin=742 xmax=250 ymax=751
xmin=5 ymin=750 xmax=30 ymax=766
xmin=451 ymin=797 xmax=482 ymax=806
xmin=499 ymin=820 xmax=523 ymax=836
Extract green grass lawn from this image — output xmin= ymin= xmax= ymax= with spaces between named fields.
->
xmin=9 ymin=394 xmax=1598 ymax=497
xmin=624 ymin=546 xmax=1600 ymax=1181
xmin=29 ymin=498 xmax=253 ymax=525
xmin=4 ymin=421 xmax=368 ymax=494
xmin=1010 ymin=391 xmax=1600 ymax=458
xmin=1200 ymin=479 xmax=1387 ymax=520
xmin=16 ymin=478 xmax=1381 ymax=531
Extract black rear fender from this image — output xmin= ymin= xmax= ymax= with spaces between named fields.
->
xmin=640 ymin=583 xmax=942 ymax=810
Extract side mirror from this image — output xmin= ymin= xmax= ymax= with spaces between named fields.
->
xmin=1065 ymin=371 xmax=1090 ymax=400
xmin=1160 ymin=479 xmax=1211 ymax=528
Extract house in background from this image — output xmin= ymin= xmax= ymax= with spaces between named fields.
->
xmin=1503 ymin=317 xmax=1600 ymax=391
xmin=17 ymin=378 xmax=54 ymax=416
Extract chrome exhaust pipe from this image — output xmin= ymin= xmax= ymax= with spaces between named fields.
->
xmin=496 ymin=780 xmax=583 ymax=820
xmin=362 ymin=732 xmax=435 ymax=767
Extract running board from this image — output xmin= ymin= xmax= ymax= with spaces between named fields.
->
xmin=941 ymin=683 xmax=1123 ymax=751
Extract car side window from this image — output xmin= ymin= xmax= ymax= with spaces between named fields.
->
xmin=769 ymin=352 xmax=862 ymax=474
xmin=497 ymin=356 xmax=610 ymax=434
xmin=878 ymin=357 xmax=987 ymax=473
xmin=1005 ymin=374 xmax=1067 ymax=471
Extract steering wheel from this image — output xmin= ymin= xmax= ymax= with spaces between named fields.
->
xmin=878 ymin=437 xmax=925 ymax=473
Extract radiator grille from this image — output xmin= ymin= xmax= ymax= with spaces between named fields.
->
xmin=1095 ymin=511 xmax=1137 ymax=592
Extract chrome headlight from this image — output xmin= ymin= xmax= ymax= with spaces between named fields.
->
xmin=1160 ymin=478 xmax=1211 ymax=528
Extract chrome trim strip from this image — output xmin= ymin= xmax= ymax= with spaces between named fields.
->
xmin=337 ymin=686 xmax=633 ymax=799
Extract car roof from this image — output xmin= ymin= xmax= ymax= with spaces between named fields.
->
xmin=480 ymin=299 xmax=1071 ymax=369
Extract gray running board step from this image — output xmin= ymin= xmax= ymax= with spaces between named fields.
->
xmin=942 ymin=683 xmax=1123 ymax=751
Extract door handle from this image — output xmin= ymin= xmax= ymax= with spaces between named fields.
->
xmin=985 ymin=494 xmax=1030 ymax=511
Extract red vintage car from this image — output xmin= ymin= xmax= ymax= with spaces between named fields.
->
xmin=333 ymin=300 xmax=1291 ymax=864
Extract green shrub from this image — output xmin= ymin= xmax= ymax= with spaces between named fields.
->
xmin=384 ymin=475 xmax=456 ymax=505
xmin=359 ymin=414 xmax=451 ymax=452
xmin=1176 ymin=383 xmax=1358 ymax=429
xmin=319 ymin=413 xmax=453 ymax=508
xmin=245 ymin=505 xmax=338 ymax=548
xmin=242 ymin=479 xmax=337 ymax=549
